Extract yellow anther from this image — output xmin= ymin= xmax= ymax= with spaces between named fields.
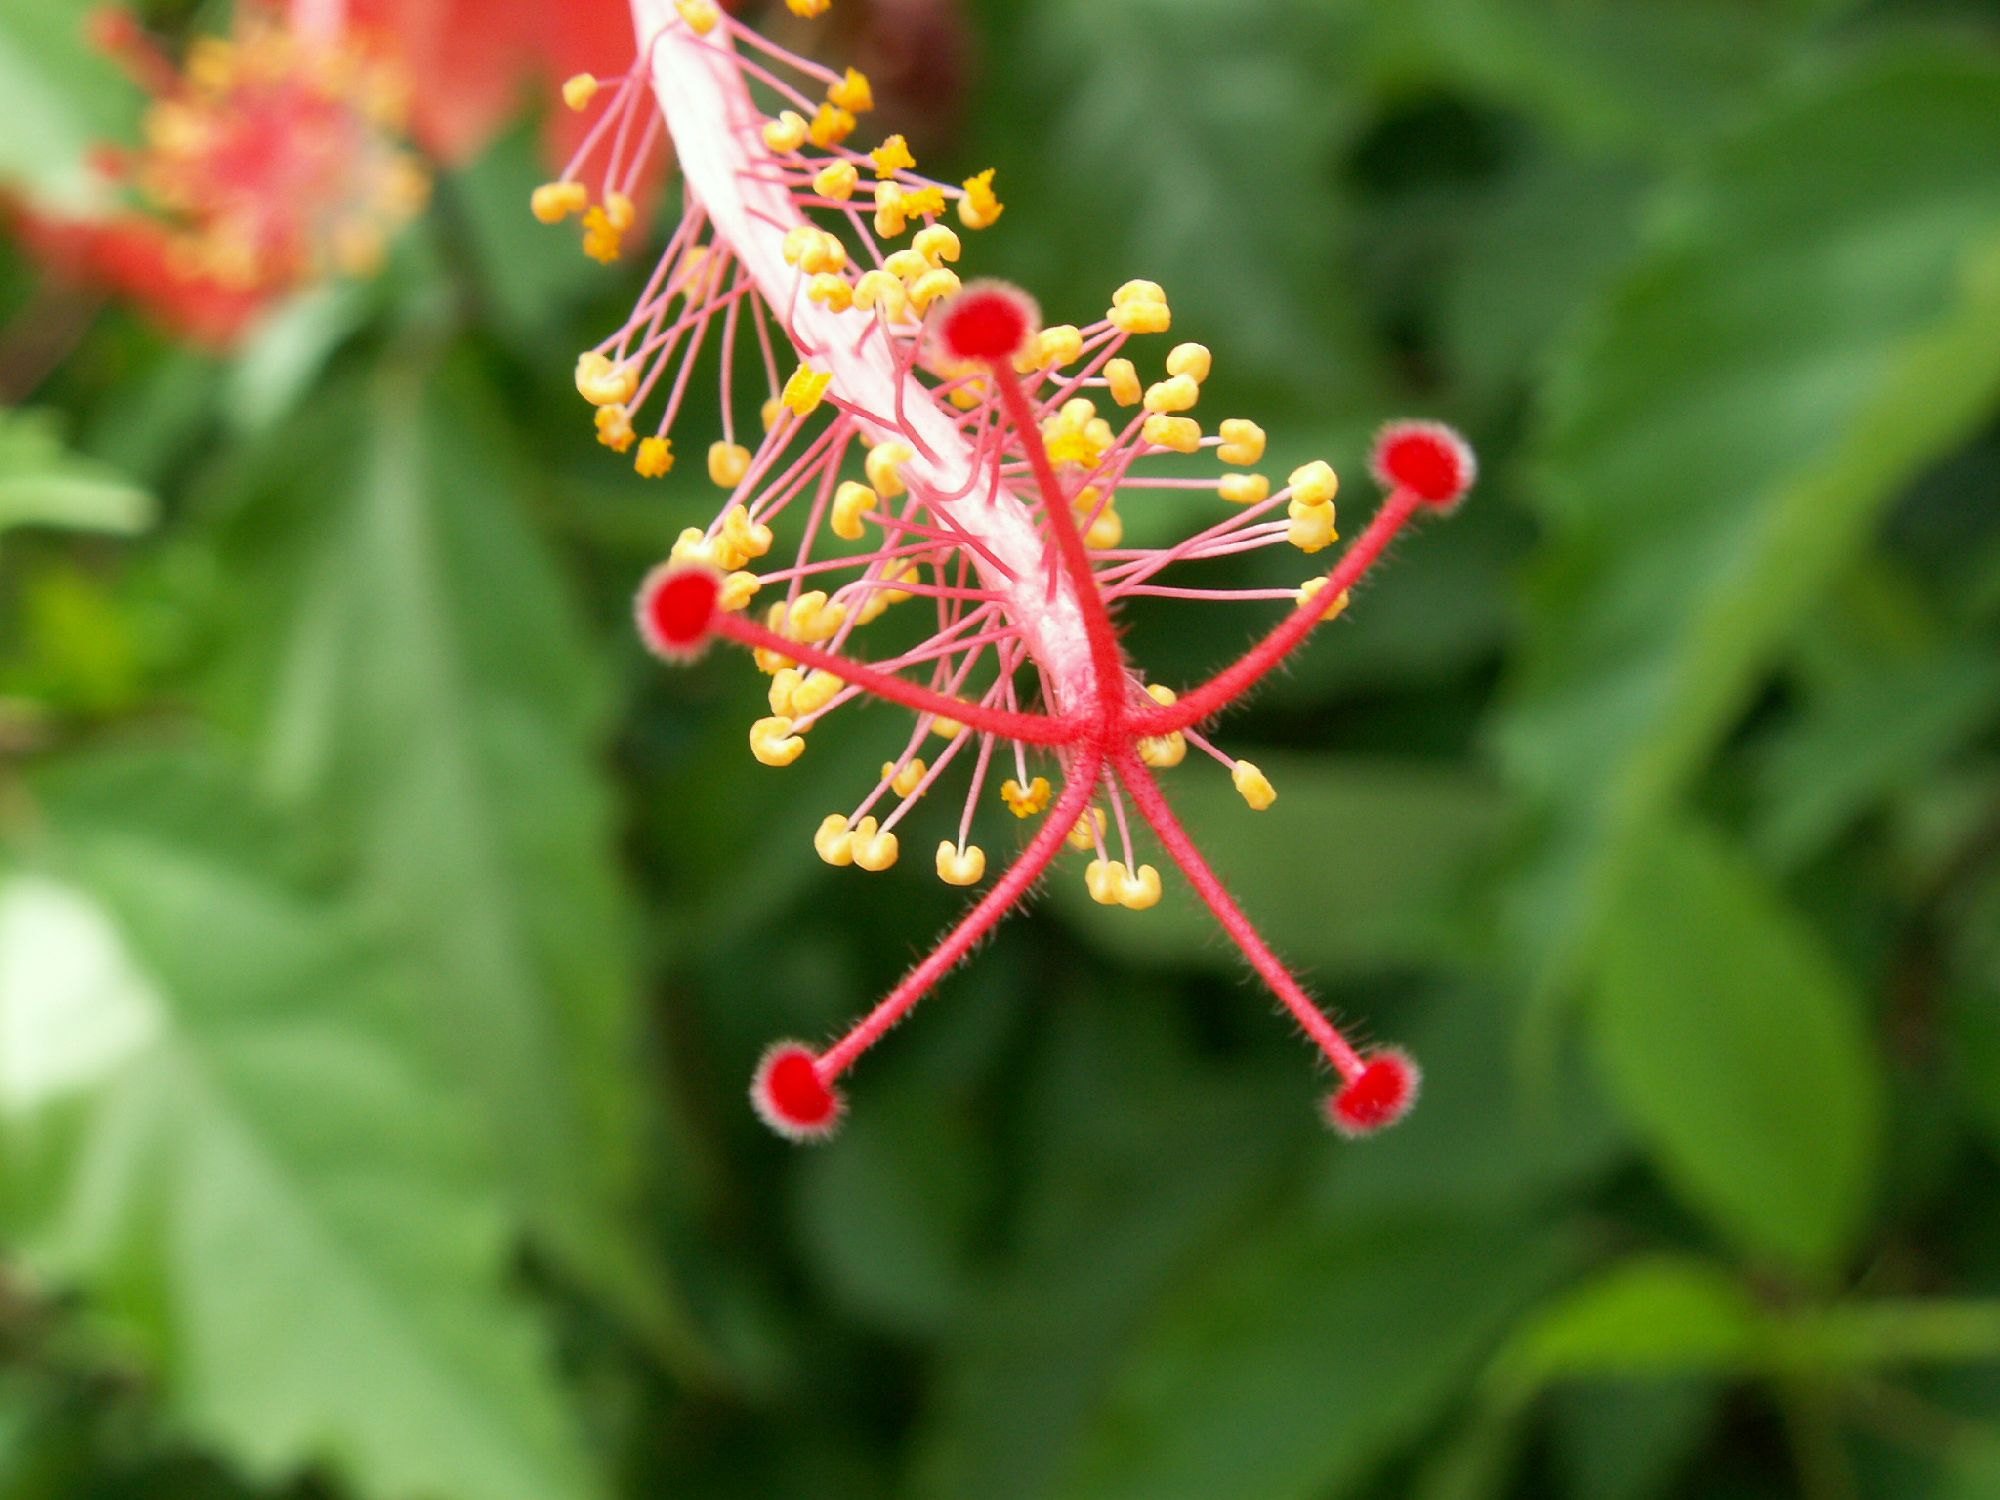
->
xmin=870 ymin=134 xmax=917 ymax=179
xmin=708 ymin=441 xmax=751 ymax=489
xmin=1297 ymin=579 xmax=1352 ymax=613
xmin=752 ymin=602 xmax=794 ymax=673
xmin=594 ymin=404 xmax=636 ymax=453
xmin=850 ymin=817 xmax=899 ymax=871
xmin=1110 ymin=300 xmax=1172 ymax=335
xmin=831 ymin=481 xmax=877 ymax=541
xmin=605 ymin=191 xmax=634 ymax=232
xmin=948 ymin=381 xmax=986 ymax=410
xmin=959 ymin=168 xmax=1004 ymax=229
xmin=881 ymin=757 xmax=928 ymax=797
xmin=853 ymin=269 xmax=908 ymax=320
xmin=828 ymin=66 xmax=874 ymax=113
xmin=1143 ymin=415 xmax=1202 ymax=453
xmin=813 ymin=160 xmax=859 ymax=201
xmin=1044 ymin=410 xmax=1110 ymax=468
xmin=814 ymin=813 xmax=856 ymax=866
xmin=1085 ymin=859 xmax=1128 ymax=906
xmin=792 ymin=668 xmax=842 ymax=716
xmin=1117 ymin=864 xmax=1163 ymax=910
xmin=1287 ymin=501 xmax=1338 ymax=554
xmin=768 ymin=667 xmax=803 ymax=715
xmin=807 ymin=272 xmax=854 ymax=311
xmin=802 ymin=233 xmax=846 ymax=275
xmin=808 ymin=103 xmax=856 ymax=149
xmin=722 ymin=504 xmax=773 ymax=560
xmin=1288 ymin=459 xmax=1339 ymax=509
xmin=751 ymin=716 xmax=806 ymax=766
xmin=562 ymin=74 xmax=599 ymax=111
xmin=719 ymin=572 xmax=760 ymax=612
xmin=785 ymin=225 xmax=845 ymax=274
xmin=575 ymin=352 xmax=638 ymax=406
xmin=931 ymin=717 xmax=965 ymax=741
xmin=1218 ymin=418 xmax=1266 ymax=466
xmin=1105 ymin=358 xmax=1142 ymax=406
xmin=581 ymin=204 xmax=624 ymax=262
xmin=912 ymin=224 xmax=961 ymax=266
xmin=1068 ymin=807 xmax=1107 ymax=851
xmin=183 ymin=37 xmax=235 ymax=93
xmin=675 ymin=0 xmax=720 ymax=33
xmin=1145 ymin=683 xmax=1178 ymax=706
xmin=634 ymin=436 xmax=673 ymax=478
xmin=1140 ymin=731 xmax=1188 ymax=767
xmin=761 ymin=396 xmax=785 ymax=433
xmin=1143 ymin=375 xmax=1201 ymax=414
xmin=786 ymin=590 xmax=847 ymax=643
xmin=670 ymin=527 xmax=718 ymax=568
xmin=858 ymin=560 xmax=917 ymax=623
xmin=1232 ymin=761 xmax=1276 ymax=811
xmin=902 ymin=185 xmax=946 ymax=219
xmin=1166 ymin=343 xmax=1212 ymax=383
xmin=936 ymin=842 xmax=987 ymax=886
xmin=1027 ymin=324 xmax=1084 ymax=371
xmin=1075 ymin=488 xmax=1122 ymax=548
xmin=1218 ymin=473 xmax=1269 ymax=505
xmin=881 ymin=248 xmax=928 ymax=282
xmin=886 ymin=561 xmax=919 ymax=600
xmin=782 ymin=364 xmax=832 ymax=416
xmin=866 ymin=441 xmax=913 ymax=497
xmin=763 ymin=110 xmax=808 ymax=153
xmin=909 ymin=267 xmax=961 ymax=312
xmin=786 ymin=0 xmax=830 ymax=14
xmin=531 ymin=180 xmax=588 ymax=224
xmin=672 ymin=245 xmax=715 ymax=295
xmin=1112 ymin=280 xmax=1166 ymax=307
xmin=1001 ymin=776 xmax=1052 ymax=818
xmin=873 ymin=183 xmax=909 ymax=239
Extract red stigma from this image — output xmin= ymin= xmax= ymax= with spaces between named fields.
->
xmin=1371 ymin=421 xmax=1475 ymax=509
xmin=1327 ymin=1049 xmax=1421 ymax=1137
xmin=751 ymin=1043 xmax=844 ymax=1141
xmin=936 ymin=280 xmax=1037 ymax=364
xmin=637 ymin=563 xmax=721 ymax=658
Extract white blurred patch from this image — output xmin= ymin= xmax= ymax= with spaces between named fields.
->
xmin=0 ymin=876 xmax=164 ymax=1114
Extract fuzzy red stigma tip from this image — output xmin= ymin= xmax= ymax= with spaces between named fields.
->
xmin=636 ymin=563 xmax=721 ymax=659
xmin=936 ymin=280 xmax=1038 ymax=365
xmin=1371 ymin=421 xmax=1475 ymax=509
xmin=1327 ymin=1048 xmax=1421 ymax=1138
xmin=751 ymin=1043 xmax=845 ymax=1142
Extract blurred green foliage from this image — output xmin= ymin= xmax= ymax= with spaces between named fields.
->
xmin=4 ymin=0 xmax=2000 ymax=1497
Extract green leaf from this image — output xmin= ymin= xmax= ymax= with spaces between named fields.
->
xmin=1491 ymin=1257 xmax=1763 ymax=1391
xmin=1752 ymin=635 xmax=2000 ymax=868
xmin=1055 ymin=752 xmax=1502 ymax=979
xmin=1503 ymin=50 xmax=2000 ymax=992
xmin=975 ymin=0 xmax=1377 ymax=398
xmin=0 ymin=409 xmax=154 ymax=539
xmin=1373 ymin=0 xmax=1856 ymax=154
xmin=0 ymin=748 xmax=604 ymax=1500
xmin=1054 ymin=1217 xmax=1572 ymax=1500
xmin=913 ymin=995 xmax=1304 ymax=1500
xmin=200 ymin=358 xmax=686 ymax=1364
xmin=1592 ymin=817 xmax=1884 ymax=1275
xmin=0 ymin=0 xmax=140 ymax=212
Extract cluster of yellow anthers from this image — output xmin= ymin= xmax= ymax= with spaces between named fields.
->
xmin=119 ymin=15 xmax=428 ymax=291
xmin=601 ymin=0 xmax=1473 ymax=1143
xmin=546 ymin=0 xmax=1357 ymax=900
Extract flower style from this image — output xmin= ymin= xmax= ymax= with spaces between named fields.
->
xmin=557 ymin=0 xmax=1474 ymax=1141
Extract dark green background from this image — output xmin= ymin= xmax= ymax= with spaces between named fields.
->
xmin=4 ymin=0 xmax=2000 ymax=1496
